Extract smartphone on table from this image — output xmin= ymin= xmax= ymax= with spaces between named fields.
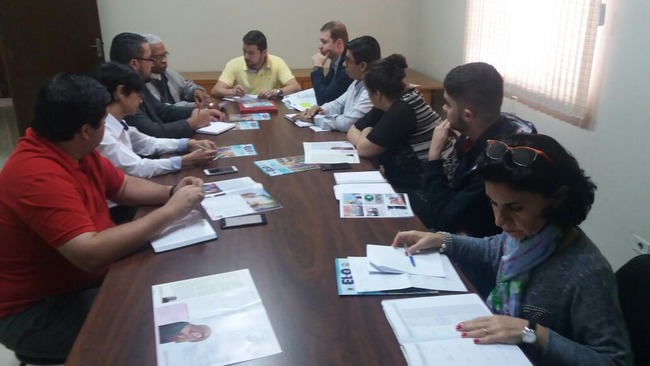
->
xmin=204 ymin=166 xmax=238 ymax=176
xmin=220 ymin=214 xmax=267 ymax=229
xmin=320 ymin=163 xmax=352 ymax=171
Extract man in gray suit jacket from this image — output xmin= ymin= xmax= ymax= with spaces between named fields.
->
xmin=110 ymin=33 xmax=224 ymax=138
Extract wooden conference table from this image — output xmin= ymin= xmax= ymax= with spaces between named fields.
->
xmin=67 ymin=102 xmax=471 ymax=365
xmin=183 ymin=68 xmax=446 ymax=115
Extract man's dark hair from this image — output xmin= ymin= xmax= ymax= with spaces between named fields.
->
xmin=443 ymin=62 xmax=504 ymax=123
xmin=346 ymin=35 xmax=381 ymax=66
xmin=31 ymin=73 xmax=110 ymax=142
xmin=110 ymin=32 xmax=147 ymax=64
xmin=477 ymin=133 xmax=597 ymax=229
xmin=94 ymin=62 xmax=145 ymax=101
xmin=243 ymin=30 xmax=267 ymax=51
xmin=364 ymin=54 xmax=406 ymax=100
xmin=321 ymin=21 xmax=349 ymax=43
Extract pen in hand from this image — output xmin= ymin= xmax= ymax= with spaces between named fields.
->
xmin=397 ymin=231 xmax=416 ymax=267
xmin=404 ymin=242 xmax=416 ymax=267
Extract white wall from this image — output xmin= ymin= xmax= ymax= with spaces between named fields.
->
xmin=96 ymin=0 xmax=649 ymax=270
xmin=96 ymin=0 xmax=417 ymax=72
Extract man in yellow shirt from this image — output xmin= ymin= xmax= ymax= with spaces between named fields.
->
xmin=211 ymin=30 xmax=301 ymax=99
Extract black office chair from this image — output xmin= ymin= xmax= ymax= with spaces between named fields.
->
xmin=14 ymin=352 xmax=65 ymax=366
xmin=616 ymin=254 xmax=650 ymax=366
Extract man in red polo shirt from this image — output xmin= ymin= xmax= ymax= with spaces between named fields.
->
xmin=0 ymin=73 xmax=205 ymax=359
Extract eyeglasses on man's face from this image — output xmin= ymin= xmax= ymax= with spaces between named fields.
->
xmin=151 ymin=52 xmax=169 ymax=61
xmin=485 ymin=139 xmax=553 ymax=167
xmin=135 ymin=57 xmax=155 ymax=63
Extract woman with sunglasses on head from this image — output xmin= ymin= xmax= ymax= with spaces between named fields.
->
xmin=393 ymin=134 xmax=631 ymax=365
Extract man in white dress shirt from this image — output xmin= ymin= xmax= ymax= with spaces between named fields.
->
xmin=94 ymin=62 xmax=217 ymax=179
xmin=292 ymin=36 xmax=381 ymax=132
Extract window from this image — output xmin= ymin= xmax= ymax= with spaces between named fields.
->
xmin=465 ymin=0 xmax=603 ymax=127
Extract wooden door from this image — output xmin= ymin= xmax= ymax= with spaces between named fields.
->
xmin=0 ymin=0 xmax=104 ymax=135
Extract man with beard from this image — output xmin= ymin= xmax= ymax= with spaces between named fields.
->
xmin=421 ymin=62 xmax=536 ymax=297
xmin=110 ymin=32 xmax=224 ymax=138
xmin=211 ymin=30 xmax=301 ymax=100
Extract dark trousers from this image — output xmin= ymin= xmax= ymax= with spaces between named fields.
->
xmin=0 ymin=287 xmax=99 ymax=358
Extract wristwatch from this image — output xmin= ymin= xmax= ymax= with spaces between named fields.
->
xmin=312 ymin=66 xmax=323 ymax=72
xmin=521 ymin=320 xmax=538 ymax=344
xmin=276 ymin=89 xmax=284 ymax=98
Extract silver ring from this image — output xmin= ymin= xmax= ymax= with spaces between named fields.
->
xmin=482 ymin=328 xmax=488 ymax=336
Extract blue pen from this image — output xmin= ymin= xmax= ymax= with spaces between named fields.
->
xmin=403 ymin=242 xmax=416 ymax=267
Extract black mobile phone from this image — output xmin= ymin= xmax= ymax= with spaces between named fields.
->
xmin=203 ymin=166 xmax=238 ymax=176
xmin=320 ymin=163 xmax=352 ymax=171
xmin=220 ymin=214 xmax=267 ymax=229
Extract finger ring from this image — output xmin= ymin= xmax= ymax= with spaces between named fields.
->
xmin=482 ymin=328 xmax=488 ymax=336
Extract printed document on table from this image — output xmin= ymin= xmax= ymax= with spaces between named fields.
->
xmin=382 ymin=294 xmax=532 ymax=366
xmin=366 ymin=244 xmax=445 ymax=277
xmin=333 ymin=183 xmax=395 ymax=200
xmin=348 ymin=255 xmax=467 ymax=293
xmin=340 ymin=193 xmax=414 ymax=218
xmin=303 ymin=141 xmax=360 ymax=164
xmin=282 ymin=88 xmax=317 ymax=111
xmin=334 ymin=171 xmax=386 ymax=184
xmin=152 ymin=269 xmax=282 ymax=366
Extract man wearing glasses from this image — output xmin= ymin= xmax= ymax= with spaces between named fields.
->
xmin=142 ymin=34 xmax=208 ymax=107
xmin=420 ymin=62 xmax=536 ymax=297
xmin=110 ymin=33 xmax=224 ymax=138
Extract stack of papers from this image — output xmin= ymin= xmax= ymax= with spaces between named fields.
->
xmin=332 ymin=171 xmax=393 ymax=200
xmin=335 ymin=244 xmax=467 ymax=295
xmin=195 ymin=121 xmax=236 ymax=135
xmin=334 ymin=171 xmax=386 ymax=184
xmin=303 ymin=141 xmax=360 ymax=164
xmin=382 ymin=294 xmax=532 ymax=365
xmin=282 ymin=88 xmax=317 ymax=111
xmin=150 ymin=210 xmax=217 ymax=253
xmin=200 ymin=177 xmax=281 ymax=220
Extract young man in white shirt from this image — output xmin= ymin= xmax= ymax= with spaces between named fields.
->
xmin=94 ymin=62 xmax=217 ymax=179
xmin=292 ymin=36 xmax=381 ymax=132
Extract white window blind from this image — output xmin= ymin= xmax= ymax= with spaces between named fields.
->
xmin=465 ymin=0 xmax=602 ymax=126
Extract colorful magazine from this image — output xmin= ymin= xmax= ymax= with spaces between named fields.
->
xmin=215 ymin=144 xmax=257 ymax=158
xmin=228 ymin=113 xmax=271 ymax=122
xmin=200 ymin=178 xmax=282 ymax=220
xmin=340 ymin=193 xmax=414 ymax=218
xmin=232 ymin=121 xmax=260 ymax=130
xmin=254 ymin=155 xmax=320 ymax=176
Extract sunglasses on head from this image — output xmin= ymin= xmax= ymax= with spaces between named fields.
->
xmin=485 ymin=139 xmax=553 ymax=167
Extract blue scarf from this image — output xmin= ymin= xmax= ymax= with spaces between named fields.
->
xmin=486 ymin=224 xmax=563 ymax=316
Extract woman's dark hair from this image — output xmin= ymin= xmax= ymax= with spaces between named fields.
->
xmin=94 ymin=62 xmax=145 ymax=101
xmin=31 ymin=73 xmax=110 ymax=142
xmin=364 ymin=54 xmax=407 ymax=100
xmin=477 ymin=133 xmax=596 ymax=228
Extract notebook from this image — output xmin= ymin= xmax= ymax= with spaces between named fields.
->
xmin=150 ymin=210 xmax=217 ymax=253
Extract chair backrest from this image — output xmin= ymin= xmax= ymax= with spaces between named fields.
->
xmin=616 ymin=254 xmax=650 ymax=366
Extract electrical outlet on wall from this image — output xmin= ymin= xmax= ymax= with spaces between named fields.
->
xmin=632 ymin=235 xmax=650 ymax=255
